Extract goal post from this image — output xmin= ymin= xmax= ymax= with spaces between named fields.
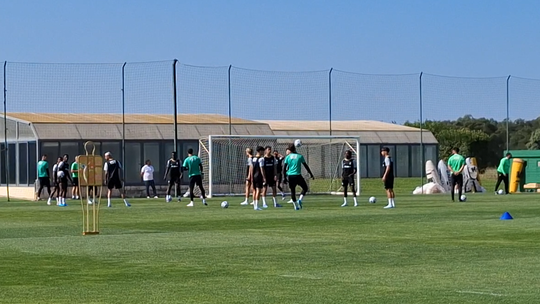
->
xmin=198 ymin=135 xmax=361 ymax=198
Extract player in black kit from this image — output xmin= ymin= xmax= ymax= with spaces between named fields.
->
xmin=261 ymin=146 xmax=282 ymax=208
xmin=103 ymin=152 xmax=131 ymax=208
xmin=164 ymin=152 xmax=182 ymax=202
xmin=381 ymin=147 xmax=395 ymax=209
xmin=273 ymin=150 xmax=286 ymax=200
xmin=249 ymin=146 xmax=265 ymax=211
xmin=340 ymin=150 xmax=358 ymax=207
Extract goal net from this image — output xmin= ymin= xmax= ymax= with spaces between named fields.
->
xmin=198 ymin=135 xmax=360 ymax=198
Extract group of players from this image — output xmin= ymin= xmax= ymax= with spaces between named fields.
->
xmin=35 ymin=148 xmax=208 ymax=208
xmin=35 ymin=143 xmax=397 ymax=210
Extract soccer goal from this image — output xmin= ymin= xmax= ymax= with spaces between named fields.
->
xmin=198 ymin=135 xmax=361 ymax=198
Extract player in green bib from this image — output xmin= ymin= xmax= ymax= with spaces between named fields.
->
xmin=36 ymin=155 xmax=53 ymax=205
xmin=71 ymin=156 xmax=80 ymax=199
xmin=182 ymin=148 xmax=207 ymax=207
xmin=283 ymin=143 xmax=314 ymax=210
xmin=495 ymin=153 xmax=512 ymax=195
xmin=447 ymin=147 xmax=466 ymax=202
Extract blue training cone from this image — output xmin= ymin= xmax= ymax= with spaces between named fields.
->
xmin=500 ymin=212 xmax=513 ymax=220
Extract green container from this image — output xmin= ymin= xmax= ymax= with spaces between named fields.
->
xmin=507 ymin=150 xmax=540 ymax=191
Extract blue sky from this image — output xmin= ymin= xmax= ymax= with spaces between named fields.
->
xmin=1 ymin=0 xmax=539 ymax=122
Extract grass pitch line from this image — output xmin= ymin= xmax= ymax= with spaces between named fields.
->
xmin=280 ymin=274 xmax=322 ymax=280
xmin=457 ymin=291 xmax=505 ymax=297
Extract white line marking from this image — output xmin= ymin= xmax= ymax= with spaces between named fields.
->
xmin=457 ymin=291 xmax=505 ymax=297
xmin=280 ymin=274 xmax=321 ymax=280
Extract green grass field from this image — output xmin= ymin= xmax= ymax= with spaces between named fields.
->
xmin=1 ymin=178 xmax=539 ymax=303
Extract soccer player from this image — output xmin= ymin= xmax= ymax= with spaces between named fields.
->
xmin=447 ymin=147 xmax=466 ymax=202
xmin=164 ymin=152 xmax=182 ymax=202
xmin=381 ymin=147 xmax=395 ymax=209
xmin=71 ymin=156 xmax=80 ymax=200
xmin=495 ymin=153 xmax=512 ymax=195
xmin=57 ymin=154 xmax=73 ymax=207
xmin=36 ymin=155 xmax=53 ymax=205
xmin=273 ymin=150 xmax=286 ymax=200
xmin=141 ymin=159 xmax=158 ymax=198
xmin=103 ymin=152 xmax=131 ymax=208
xmin=250 ymin=146 xmax=266 ymax=211
xmin=262 ymin=146 xmax=282 ymax=208
xmin=340 ymin=150 xmax=358 ymax=207
xmin=50 ymin=157 xmax=62 ymax=205
xmin=182 ymin=148 xmax=207 ymax=207
xmin=240 ymin=148 xmax=254 ymax=206
xmin=283 ymin=143 xmax=314 ymax=210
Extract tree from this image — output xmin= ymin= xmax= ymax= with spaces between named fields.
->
xmin=526 ymin=129 xmax=540 ymax=150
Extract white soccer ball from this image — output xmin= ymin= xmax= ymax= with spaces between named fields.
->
xmin=294 ymin=139 xmax=302 ymax=147
xmin=460 ymin=195 xmax=467 ymax=202
xmin=497 ymin=189 xmax=504 ymax=195
xmin=57 ymin=171 xmax=65 ymax=178
xmin=221 ymin=201 xmax=229 ymax=208
xmin=368 ymin=196 xmax=377 ymax=204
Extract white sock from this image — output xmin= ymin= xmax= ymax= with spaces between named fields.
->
xmin=343 ymin=197 xmax=347 ymax=204
xmin=262 ymin=197 xmax=267 ymax=206
xmin=108 ymin=198 xmax=111 ymax=206
xmin=388 ymin=198 xmax=392 ymax=206
xmin=123 ymin=199 xmax=128 ymax=204
xmin=391 ymin=198 xmax=395 ymax=207
xmin=299 ymin=194 xmax=304 ymax=201
xmin=254 ymin=200 xmax=258 ymax=209
xmin=353 ymin=197 xmax=358 ymax=205
xmin=202 ymin=198 xmax=206 ymax=204
xmin=272 ymin=197 xmax=277 ymax=206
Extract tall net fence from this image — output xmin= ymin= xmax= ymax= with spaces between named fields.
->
xmin=422 ymin=74 xmax=508 ymax=169
xmin=1 ymin=59 xmax=540 ymax=195
xmin=230 ymin=68 xmax=330 ymax=121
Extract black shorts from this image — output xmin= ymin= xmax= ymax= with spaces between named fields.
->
xmin=253 ymin=176 xmax=264 ymax=189
xmin=265 ymin=177 xmax=276 ymax=187
xmin=384 ymin=177 xmax=394 ymax=190
xmin=107 ymin=178 xmax=123 ymax=190
xmin=168 ymin=175 xmax=181 ymax=184
xmin=189 ymin=175 xmax=203 ymax=188
xmin=277 ymin=173 xmax=283 ymax=184
xmin=72 ymin=177 xmax=79 ymax=186
xmin=342 ymin=176 xmax=355 ymax=187
xmin=60 ymin=177 xmax=69 ymax=190
xmin=38 ymin=177 xmax=50 ymax=188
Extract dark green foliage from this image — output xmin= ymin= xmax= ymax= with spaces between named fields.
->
xmin=405 ymin=115 xmax=540 ymax=169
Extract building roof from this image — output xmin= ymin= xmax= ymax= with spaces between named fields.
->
xmin=257 ymin=120 xmax=420 ymax=132
xmin=3 ymin=113 xmax=438 ymax=144
xmin=6 ymin=113 xmax=258 ymax=125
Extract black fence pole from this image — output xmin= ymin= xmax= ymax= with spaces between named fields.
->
xmin=3 ymin=61 xmax=9 ymax=201
xmin=419 ymin=72 xmax=424 ymax=193
xmin=173 ymin=59 xmax=179 ymax=154
xmin=329 ymin=68 xmax=333 ymax=136
xmin=506 ymin=75 xmax=511 ymax=152
xmin=121 ymin=62 xmax=126 ymax=184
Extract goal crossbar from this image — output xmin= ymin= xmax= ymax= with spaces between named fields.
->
xmin=202 ymin=135 xmax=361 ymax=198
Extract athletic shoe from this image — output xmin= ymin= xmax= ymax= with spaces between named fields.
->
xmin=298 ymin=200 xmax=303 ymax=209
xmin=354 ymin=203 xmax=358 ymax=207
xmin=250 ymin=202 xmax=254 ymax=205
xmin=147 ymin=196 xmax=151 ymax=199
xmin=274 ymin=204 xmax=282 ymax=208
xmin=108 ymin=203 xmax=112 ymax=208
xmin=287 ymin=199 xmax=294 ymax=204
xmin=153 ymin=196 xmax=158 ymax=199
xmin=254 ymin=207 xmax=263 ymax=211
xmin=383 ymin=205 xmax=394 ymax=209
xmin=87 ymin=200 xmax=93 ymax=205
xmin=202 ymin=200 xmax=208 ymax=206
xmin=166 ymin=196 xmax=172 ymax=203
xmin=59 ymin=203 xmax=67 ymax=207
xmin=262 ymin=204 xmax=268 ymax=209
xmin=341 ymin=202 xmax=348 ymax=207
xmin=240 ymin=201 xmax=249 ymax=206
xmin=187 ymin=202 xmax=194 ymax=207
xmin=124 ymin=201 xmax=131 ymax=207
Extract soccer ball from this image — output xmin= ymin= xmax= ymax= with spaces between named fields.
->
xmin=460 ymin=195 xmax=467 ymax=202
xmin=368 ymin=196 xmax=377 ymax=204
xmin=57 ymin=171 xmax=65 ymax=178
xmin=221 ymin=201 xmax=229 ymax=208
xmin=497 ymin=189 xmax=504 ymax=195
xmin=294 ymin=139 xmax=302 ymax=147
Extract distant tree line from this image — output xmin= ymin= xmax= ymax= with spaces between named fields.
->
xmin=404 ymin=115 xmax=540 ymax=169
